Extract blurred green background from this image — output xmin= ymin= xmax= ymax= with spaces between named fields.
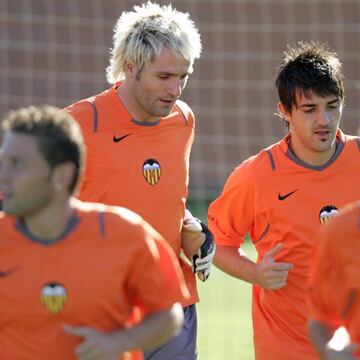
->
xmin=197 ymin=241 xmax=257 ymax=360
xmin=189 ymin=197 xmax=257 ymax=360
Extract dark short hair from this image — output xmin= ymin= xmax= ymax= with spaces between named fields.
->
xmin=2 ymin=105 xmax=85 ymax=194
xmin=275 ymin=41 xmax=344 ymax=116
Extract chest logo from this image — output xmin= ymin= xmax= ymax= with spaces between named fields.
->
xmin=143 ymin=159 xmax=161 ymax=186
xmin=0 ymin=266 xmax=18 ymax=278
xmin=278 ymin=189 xmax=298 ymax=201
xmin=41 ymin=282 xmax=68 ymax=314
xmin=319 ymin=205 xmax=339 ymax=224
xmin=113 ymin=134 xmax=132 ymax=143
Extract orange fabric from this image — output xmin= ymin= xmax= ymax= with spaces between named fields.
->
xmin=308 ymin=200 xmax=360 ymax=348
xmin=0 ymin=200 xmax=188 ymax=360
xmin=208 ymin=131 xmax=360 ymax=360
xmin=65 ymin=83 xmax=197 ymax=306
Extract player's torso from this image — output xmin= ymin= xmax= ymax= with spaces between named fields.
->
xmin=71 ymin=98 xmax=199 ymax=306
xmin=253 ymin=140 xmax=360 ymax=273
xmin=0 ymin=214 xmax=137 ymax=360
xmin=251 ymin=138 xmax=360 ymax=359
xmin=77 ymin=102 xmax=193 ymax=253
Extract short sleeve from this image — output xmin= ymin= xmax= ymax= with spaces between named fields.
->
xmin=208 ymin=161 xmax=256 ymax=247
xmin=125 ymin=221 xmax=189 ymax=313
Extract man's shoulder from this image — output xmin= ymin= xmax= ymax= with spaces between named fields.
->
xmin=173 ymin=100 xmax=195 ymax=127
xmin=75 ymin=200 xmax=147 ymax=234
xmin=343 ymin=132 xmax=360 ymax=149
xmin=335 ymin=132 xmax=360 ymax=164
xmin=64 ymin=88 xmax=112 ymax=130
xmin=65 ymin=97 xmax=94 ymax=115
xmin=174 ymin=99 xmax=193 ymax=115
xmin=236 ymin=140 xmax=283 ymax=173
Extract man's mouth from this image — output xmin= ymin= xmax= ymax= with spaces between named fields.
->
xmin=159 ymin=99 xmax=176 ymax=104
xmin=314 ymin=129 xmax=331 ymax=136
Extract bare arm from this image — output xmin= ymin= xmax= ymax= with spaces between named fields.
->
xmin=308 ymin=319 xmax=359 ymax=360
xmin=214 ymin=244 xmax=257 ymax=283
xmin=214 ymin=243 xmax=293 ymax=290
xmin=124 ymin=302 xmax=184 ymax=351
xmin=64 ymin=302 xmax=184 ymax=360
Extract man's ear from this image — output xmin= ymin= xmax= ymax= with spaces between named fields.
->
xmin=52 ymin=162 xmax=76 ymax=193
xmin=123 ymin=59 xmax=137 ymax=79
xmin=277 ymin=102 xmax=290 ymax=124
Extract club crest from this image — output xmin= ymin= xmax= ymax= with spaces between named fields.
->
xmin=143 ymin=159 xmax=161 ymax=186
xmin=319 ymin=205 xmax=339 ymax=224
xmin=41 ymin=282 xmax=68 ymax=314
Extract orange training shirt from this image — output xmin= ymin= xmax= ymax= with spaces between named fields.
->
xmin=65 ymin=83 xmax=197 ymax=306
xmin=308 ymin=200 xmax=360 ymax=351
xmin=208 ymin=131 xmax=360 ymax=360
xmin=0 ymin=200 xmax=189 ymax=360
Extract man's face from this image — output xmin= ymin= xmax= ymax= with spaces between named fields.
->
xmin=131 ymin=48 xmax=192 ymax=121
xmin=0 ymin=132 xmax=53 ymax=216
xmin=281 ymin=91 xmax=343 ymax=165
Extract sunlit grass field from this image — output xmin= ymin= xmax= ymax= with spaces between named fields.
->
xmin=197 ymin=241 xmax=257 ymax=360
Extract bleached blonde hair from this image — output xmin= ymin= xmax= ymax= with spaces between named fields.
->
xmin=106 ymin=1 xmax=202 ymax=83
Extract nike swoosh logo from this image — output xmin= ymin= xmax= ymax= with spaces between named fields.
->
xmin=113 ymin=134 xmax=132 ymax=143
xmin=0 ymin=267 xmax=18 ymax=278
xmin=278 ymin=189 xmax=298 ymax=201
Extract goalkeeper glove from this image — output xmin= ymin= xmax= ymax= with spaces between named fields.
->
xmin=182 ymin=210 xmax=216 ymax=282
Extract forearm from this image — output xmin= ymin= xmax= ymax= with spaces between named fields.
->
xmin=64 ymin=303 xmax=185 ymax=358
xmin=122 ymin=302 xmax=184 ymax=351
xmin=308 ymin=319 xmax=335 ymax=360
xmin=214 ymin=244 xmax=257 ymax=284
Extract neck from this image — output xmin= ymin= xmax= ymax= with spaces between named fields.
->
xmin=116 ymin=82 xmax=159 ymax=123
xmin=20 ymin=197 xmax=75 ymax=242
xmin=288 ymin=136 xmax=338 ymax=166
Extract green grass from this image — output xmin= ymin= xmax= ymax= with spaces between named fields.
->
xmin=197 ymin=241 xmax=257 ymax=360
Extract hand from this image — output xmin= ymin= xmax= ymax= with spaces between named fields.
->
xmin=181 ymin=210 xmax=216 ymax=282
xmin=182 ymin=209 xmax=204 ymax=258
xmin=324 ymin=343 xmax=359 ymax=360
xmin=192 ymin=222 xmax=216 ymax=281
xmin=64 ymin=325 xmax=130 ymax=360
xmin=255 ymin=243 xmax=293 ymax=290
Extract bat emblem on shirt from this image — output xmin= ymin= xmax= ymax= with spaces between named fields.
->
xmin=41 ymin=282 xmax=68 ymax=314
xmin=319 ymin=205 xmax=339 ymax=224
xmin=143 ymin=159 xmax=161 ymax=186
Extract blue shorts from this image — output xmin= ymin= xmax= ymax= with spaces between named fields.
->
xmin=143 ymin=304 xmax=197 ymax=360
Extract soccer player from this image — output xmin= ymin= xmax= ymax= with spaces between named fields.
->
xmin=308 ymin=201 xmax=360 ymax=360
xmin=208 ymin=41 xmax=360 ymax=360
xmin=65 ymin=2 xmax=215 ymax=359
xmin=0 ymin=105 xmax=188 ymax=360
